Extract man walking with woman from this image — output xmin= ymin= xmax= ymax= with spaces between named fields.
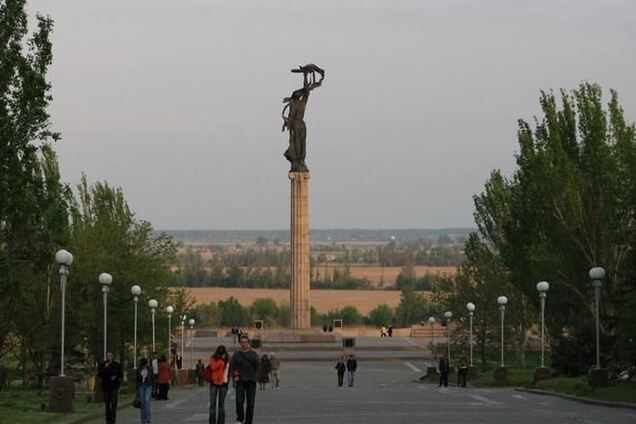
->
xmin=229 ymin=336 xmax=260 ymax=424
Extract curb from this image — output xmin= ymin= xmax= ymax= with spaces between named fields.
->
xmin=515 ymin=388 xmax=636 ymax=411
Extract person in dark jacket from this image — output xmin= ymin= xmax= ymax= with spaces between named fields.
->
xmin=195 ymin=359 xmax=205 ymax=386
xmin=439 ymin=354 xmax=450 ymax=387
xmin=98 ymin=351 xmax=123 ymax=424
xmin=136 ymin=357 xmax=155 ymax=424
xmin=335 ymin=357 xmax=346 ymax=387
xmin=457 ymin=357 xmax=469 ymax=387
xmin=346 ymin=355 xmax=357 ymax=387
xmin=229 ymin=336 xmax=261 ymax=424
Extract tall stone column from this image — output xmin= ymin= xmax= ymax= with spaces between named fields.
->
xmin=289 ymin=172 xmax=311 ymax=329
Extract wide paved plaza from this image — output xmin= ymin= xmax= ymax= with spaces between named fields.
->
xmin=89 ymin=361 xmax=635 ymax=424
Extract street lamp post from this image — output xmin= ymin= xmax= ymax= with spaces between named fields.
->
xmin=466 ymin=303 xmax=475 ymax=367
xmin=166 ymin=306 xmax=174 ymax=362
xmin=55 ymin=250 xmax=73 ymax=376
xmin=181 ymin=315 xmax=187 ymax=361
xmin=188 ymin=318 xmax=195 ymax=369
xmin=131 ymin=285 xmax=142 ymax=368
xmin=428 ymin=316 xmax=436 ymax=352
xmin=148 ymin=299 xmax=158 ymax=352
xmin=589 ymin=267 xmax=605 ymax=369
xmin=536 ymin=282 xmax=549 ymax=368
xmin=497 ymin=296 xmax=508 ymax=367
xmin=444 ymin=311 xmax=453 ymax=362
xmin=49 ymin=250 xmax=74 ymax=413
xmin=98 ymin=273 xmax=113 ymax=361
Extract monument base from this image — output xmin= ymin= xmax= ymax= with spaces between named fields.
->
xmin=48 ymin=376 xmax=75 ymax=413
xmin=494 ymin=366 xmax=508 ymax=386
xmin=533 ymin=366 xmax=551 ymax=383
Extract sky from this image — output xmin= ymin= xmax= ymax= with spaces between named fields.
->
xmin=28 ymin=0 xmax=636 ymax=230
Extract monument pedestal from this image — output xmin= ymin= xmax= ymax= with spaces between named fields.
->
xmin=289 ymin=172 xmax=311 ymax=329
xmin=48 ymin=376 xmax=75 ymax=413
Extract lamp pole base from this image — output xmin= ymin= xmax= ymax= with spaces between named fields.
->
xmin=48 ymin=376 xmax=75 ymax=413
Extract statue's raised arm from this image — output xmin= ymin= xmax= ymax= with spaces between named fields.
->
xmin=283 ymin=64 xmax=325 ymax=172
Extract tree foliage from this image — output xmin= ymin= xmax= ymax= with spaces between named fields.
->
xmin=440 ymin=83 xmax=636 ymax=371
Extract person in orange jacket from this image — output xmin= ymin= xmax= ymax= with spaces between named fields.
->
xmin=206 ymin=345 xmax=230 ymax=424
xmin=157 ymin=355 xmax=172 ymax=400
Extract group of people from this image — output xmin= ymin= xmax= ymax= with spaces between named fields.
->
xmin=437 ymin=354 xmax=469 ymax=388
xmin=335 ymin=354 xmax=358 ymax=387
xmin=380 ymin=325 xmax=394 ymax=337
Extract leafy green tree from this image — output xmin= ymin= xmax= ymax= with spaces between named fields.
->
xmin=467 ymin=83 xmax=636 ymax=371
xmin=395 ymin=281 xmax=428 ymax=327
xmin=368 ymin=304 xmax=394 ymax=327
xmin=193 ymin=302 xmax=221 ymax=328
xmin=218 ymin=297 xmax=249 ymax=327
xmin=250 ymin=298 xmax=279 ymax=326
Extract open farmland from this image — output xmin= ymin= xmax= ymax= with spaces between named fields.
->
xmin=318 ymin=264 xmax=455 ymax=285
xmin=185 ymin=287 xmax=430 ymax=314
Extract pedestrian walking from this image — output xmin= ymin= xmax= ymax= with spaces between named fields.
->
xmin=380 ymin=326 xmax=387 ymax=337
xmin=136 ymin=357 xmax=155 ymax=424
xmin=98 ymin=351 xmax=123 ymax=424
xmin=196 ymin=359 xmax=205 ymax=386
xmin=151 ymin=352 xmax=159 ymax=398
xmin=335 ymin=357 xmax=346 ymax=387
xmin=229 ymin=336 xmax=260 ymax=424
xmin=346 ymin=355 xmax=357 ymax=387
xmin=457 ymin=357 xmax=468 ymax=388
xmin=205 ymin=346 xmax=230 ymax=424
xmin=157 ymin=355 xmax=171 ymax=400
xmin=258 ymin=354 xmax=271 ymax=390
xmin=438 ymin=354 xmax=450 ymax=387
xmin=388 ymin=325 xmax=393 ymax=337
xmin=269 ymin=353 xmax=280 ymax=390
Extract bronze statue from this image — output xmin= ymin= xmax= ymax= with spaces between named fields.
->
xmin=282 ymin=64 xmax=325 ymax=172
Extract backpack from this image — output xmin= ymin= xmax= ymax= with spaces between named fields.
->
xmin=203 ymin=364 xmax=214 ymax=383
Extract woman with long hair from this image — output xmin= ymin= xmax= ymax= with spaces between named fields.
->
xmin=207 ymin=345 xmax=230 ymax=424
xmin=136 ymin=357 xmax=154 ymax=424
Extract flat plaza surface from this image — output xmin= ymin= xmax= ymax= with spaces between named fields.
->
xmin=88 ymin=361 xmax=636 ymax=424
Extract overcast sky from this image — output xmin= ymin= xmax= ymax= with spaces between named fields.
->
xmin=28 ymin=0 xmax=636 ymax=230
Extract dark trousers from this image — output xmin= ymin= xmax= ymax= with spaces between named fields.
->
xmin=457 ymin=370 xmax=467 ymax=387
xmin=337 ymin=373 xmax=344 ymax=386
xmin=439 ymin=371 xmax=448 ymax=387
xmin=103 ymin=387 xmax=119 ymax=424
xmin=235 ymin=381 xmax=256 ymax=424
xmin=210 ymin=383 xmax=228 ymax=424
xmin=158 ymin=383 xmax=169 ymax=400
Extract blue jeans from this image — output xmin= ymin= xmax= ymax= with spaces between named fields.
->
xmin=347 ymin=370 xmax=355 ymax=386
xmin=209 ymin=384 xmax=228 ymax=424
xmin=138 ymin=385 xmax=152 ymax=423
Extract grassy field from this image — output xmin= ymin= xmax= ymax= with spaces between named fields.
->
xmin=0 ymin=387 xmax=133 ymax=424
xmin=186 ymin=287 xmax=432 ymax=314
xmin=422 ymin=350 xmax=636 ymax=404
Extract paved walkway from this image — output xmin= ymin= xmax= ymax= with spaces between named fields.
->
xmin=92 ymin=361 xmax=636 ymax=423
